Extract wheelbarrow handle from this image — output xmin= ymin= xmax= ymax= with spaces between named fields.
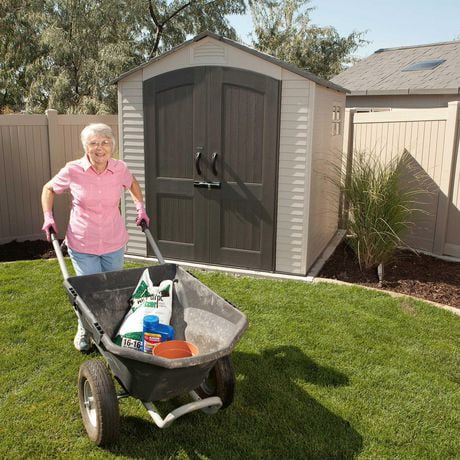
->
xmin=50 ymin=229 xmax=70 ymax=280
xmin=140 ymin=220 xmax=166 ymax=265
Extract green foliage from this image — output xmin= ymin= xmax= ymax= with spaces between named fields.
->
xmin=343 ymin=150 xmax=428 ymax=270
xmin=250 ymin=0 xmax=367 ymax=79
xmin=1 ymin=259 xmax=459 ymax=458
xmin=0 ymin=0 xmax=44 ymax=113
xmin=0 ymin=0 xmax=246 ymax=114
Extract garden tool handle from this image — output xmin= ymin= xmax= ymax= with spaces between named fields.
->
xmin=140 ymin=221 xmax=166 ymax=265
xmin=50 ymin=229 xmax=70 ymax=280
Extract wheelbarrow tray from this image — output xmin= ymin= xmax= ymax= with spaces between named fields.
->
xmin=63 ymin=263 xmax=248 ymax=402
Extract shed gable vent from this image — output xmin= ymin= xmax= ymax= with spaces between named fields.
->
xmin=191 ymin=42 xmax=227 ymax=64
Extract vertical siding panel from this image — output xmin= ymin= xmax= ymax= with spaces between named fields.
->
xmin=4 ymin=127 xmax=17 ymax=234
xmin=0 ymin=127 xmax=12 ymax=237
xmin=17 ymin=125 xmax=33 ymax=231
xmin=276 ymin=71 xmax=313 ymax=274
xmin=119 ymin=74 xmax=145 ymax=256
xmin=10 ymin=126 xmax=25 ymax=233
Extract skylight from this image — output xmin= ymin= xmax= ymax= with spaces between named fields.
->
xmin=401 ymin=59 xmax=446 ymax=71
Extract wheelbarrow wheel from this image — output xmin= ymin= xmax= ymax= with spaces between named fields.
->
xmin=195 ymin=356 xmax=235 ymax=409
xmin=78 ymin=359 xmax=120 ymax=446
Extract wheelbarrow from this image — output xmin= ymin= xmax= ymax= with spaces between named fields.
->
xmin=50 ymin=225 xmax=248 ymax=445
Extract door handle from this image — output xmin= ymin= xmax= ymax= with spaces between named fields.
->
xmin=195 ymin=151 xmax=202 ymax=176
xmin=211 ymin=152 xmax=218 ymax=176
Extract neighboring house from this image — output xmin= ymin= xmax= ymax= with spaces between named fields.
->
xmin=332 ymin=40 xmax=460 ymax=109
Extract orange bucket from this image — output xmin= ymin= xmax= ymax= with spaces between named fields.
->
xmin=152 ymin=340 xmax=199 ymax=359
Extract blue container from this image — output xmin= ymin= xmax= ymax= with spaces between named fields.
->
xmin=143 ymin=315 xmax=175 ymax=353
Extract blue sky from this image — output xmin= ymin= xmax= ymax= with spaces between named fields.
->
xmin=228 ymin=0 xmax=460 ymax=58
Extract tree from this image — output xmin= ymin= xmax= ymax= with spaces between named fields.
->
xmin=144 ymin=0 xmax=245 ymax=58
xmin=250 ymin=0 xmax=367 ymax=80
xmin=0 ymin=0 xmax=45 ymax=113
xmin=0 ymin=0 xmax=246 ymax=114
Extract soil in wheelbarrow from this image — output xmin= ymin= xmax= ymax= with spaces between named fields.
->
xmin=1 ymin=238 xmax=459 ymax=309
xmin=319 ymin=241 xmax=460 ymax=310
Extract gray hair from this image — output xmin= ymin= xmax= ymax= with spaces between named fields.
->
xmin=81 ymin=123 xmax=116 ymax=150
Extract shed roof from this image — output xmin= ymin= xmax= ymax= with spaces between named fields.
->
xmin=113 ymin=31 xmax=348 ymax=93
xmin=331 ymin=40 xmax=460 ymax=96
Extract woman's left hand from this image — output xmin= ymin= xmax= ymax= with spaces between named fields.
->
xmin=135 ymin=202 xmax=150 ymax=227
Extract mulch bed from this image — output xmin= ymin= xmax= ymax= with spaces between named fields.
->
xmin=1 ymin=239 xmax=459 ymax=309
xmin=320 ymin=241 xmax=460 ymax=309
xmin=0 ymin=239 xmax=58 ymax=261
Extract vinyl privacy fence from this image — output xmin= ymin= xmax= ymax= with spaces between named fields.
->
xmin=1 ymin=105 xmax=459 ymax=262
xmin=0 ymin=110 xmax=117 ymax=243
xmin=343 ymin=101 xmax=460 ymax=258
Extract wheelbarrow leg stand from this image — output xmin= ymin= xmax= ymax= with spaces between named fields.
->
xmin=142 ymin=394 xmax=222 ymax=429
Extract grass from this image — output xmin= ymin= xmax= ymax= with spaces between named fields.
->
xmin=0 ymin=259 xmax=459 ymax=459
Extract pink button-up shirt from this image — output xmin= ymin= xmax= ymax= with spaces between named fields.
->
xmin=51 ymin=155 xmax=133 ymax=255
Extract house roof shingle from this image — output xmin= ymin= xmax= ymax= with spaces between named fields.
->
xmin=331 ymin=40 xmax=460 ymax=96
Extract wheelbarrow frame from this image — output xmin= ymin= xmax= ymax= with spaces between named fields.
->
xmin=50 ymin=226 xmax=248 ymax=445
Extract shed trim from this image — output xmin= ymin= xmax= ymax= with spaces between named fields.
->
xmin=349 ymin=87 xmax=460 ymax=96
xmin=112 ymin=31 xmax=348 ymax=94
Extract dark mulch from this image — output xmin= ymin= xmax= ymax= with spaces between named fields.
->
xmin=0 ymin=239 xmax=58 ymax=262
xmin=1 ymin=239 xmax=459 ymax=309
xmin=320 ymin=241 xmax=460 ymax=309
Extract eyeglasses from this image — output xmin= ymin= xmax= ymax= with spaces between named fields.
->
xmin=87 ymin=140 xmax=111 ymax=148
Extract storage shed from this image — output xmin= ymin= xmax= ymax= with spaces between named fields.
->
xmin=114 ymin=31 xmax=347 ymax=275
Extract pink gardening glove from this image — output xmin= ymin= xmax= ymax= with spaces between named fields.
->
xmin=42 ymin=211 xmax=58 ymax=241
xmin=135 ymin=202 xmax=150 ymax=227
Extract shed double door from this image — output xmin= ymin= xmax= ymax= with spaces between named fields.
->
xmin=144 ymin=66 xmax=279 ymax=270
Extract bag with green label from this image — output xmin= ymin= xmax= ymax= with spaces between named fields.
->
xmin=113 ymin=269 xmax=173 ymax=351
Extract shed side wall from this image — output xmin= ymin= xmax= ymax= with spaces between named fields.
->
xmin=118 ymin=71 xmax=146 ymax=256
xmin=275 ymin=71 xmax=313 ymax=274
xmin=307 ymin=86 xmax=345 ymax=270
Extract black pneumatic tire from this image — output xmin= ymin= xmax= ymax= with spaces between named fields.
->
xmin=196 ymin=356 xmax=235 ymax=409
xmin=78 ymin=359 xmax=120 ymax=445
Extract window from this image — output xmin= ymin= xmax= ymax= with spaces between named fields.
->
xmin=332 ymin=105 xmax=341 ymax=136
xmin=401 ymin=59 xmax=446 ymax=71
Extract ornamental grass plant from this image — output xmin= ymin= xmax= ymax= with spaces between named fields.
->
xmin=342 ymin=149 xmax=427 ymax=272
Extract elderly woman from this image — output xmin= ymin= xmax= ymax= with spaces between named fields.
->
xmin=41 ymin=123 xmax=149 ymax=351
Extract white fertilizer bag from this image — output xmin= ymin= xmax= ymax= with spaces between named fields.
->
xmin=113 ymin=269 xmax=173 ymax=351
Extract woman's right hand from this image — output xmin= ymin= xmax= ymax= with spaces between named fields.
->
xmin=42 ymin=211 xmax=58 ymax=241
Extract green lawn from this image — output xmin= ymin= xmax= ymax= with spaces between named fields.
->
xmin=0 ymin=259 xmax=459 ymax=459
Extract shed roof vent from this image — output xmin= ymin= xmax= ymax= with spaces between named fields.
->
xmin=192 ymin=42 xmax=227 ymax=64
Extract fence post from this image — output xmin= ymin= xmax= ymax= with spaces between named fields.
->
xmin=433 ymin=101 xmax=460 ymax=255
xmin=45 ymin=108 xmax=67 ymax=238
xmin=46 ymin=109 xmax=59 ymax=175
xmin=339 ymin=108 xmax=356 ymax=228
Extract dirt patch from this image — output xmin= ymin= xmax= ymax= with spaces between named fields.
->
xmin=0 ymin=239 xmax=58 ymax=262
xmin=319 ymin=241 xmax=460 ymax=309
